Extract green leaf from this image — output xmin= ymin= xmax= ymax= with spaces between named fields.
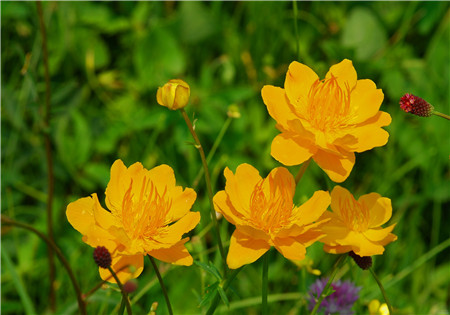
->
xmin=198 ymin=281 xmax=219 ymax=307
xmin=133 ymin=27 xmax=186 ymax=89
xmin=341 ymin=7 xmax=387 ymax=61
xmin=1 ymin=248 xmax=36 ymax=315
xmin=55 ymin=109 xmax=92 ymax=171
xmin=179 ymin=1 xmax=217 ymax=43
xmin=217 ymin=286 xmax=230 ymax=308
xmin=194 ymin=261 xmax=222 ymax=281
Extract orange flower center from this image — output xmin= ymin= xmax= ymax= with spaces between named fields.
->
xmin=339 ymin=196 xmax=369 ymax=232
xmin=119 ymin=177 xmax=172 ymax=241
xmin=248 ymin=180 xmax=292 ymax=234
xmin=306 ymin=75 xmax=352 ymax=132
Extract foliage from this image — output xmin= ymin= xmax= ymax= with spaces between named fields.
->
xmin=1 ymin=1 xmax=449 ymax=314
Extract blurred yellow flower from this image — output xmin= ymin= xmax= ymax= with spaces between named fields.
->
xmin=369 ymin=299 xmax=390 ymax=315
xmin=66 ymin=160 xmax=200 ymax=283
xmin=262 ymin=59 xmax=391 ymax=182
xmin=213 ymin=163 xmax=330 ymax=269
xmin=320 ymin=186 xmax=397 ymax=256
xmin=156 ymin=79 xmax=190 ymax=110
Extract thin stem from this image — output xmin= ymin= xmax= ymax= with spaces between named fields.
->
xmin=148 ymin=256 xmax=173 ymax=315
xmin=262 ymin=252 xmax=269 ymax=315
xmin=193 ymin=117 xmax=232 ymax=188
xmin=107 ymin=267 xmax=132 ymax=315
xmin=369 ymin=268 xmax=394 ymax=315
xmin=206 ymin=267 xmax=243 ymax=315
xmin=36 ymin=2 xmax=56 ymax=311
xmin=83 ymin=264 xmax=131 ymax=299
xmin=310 ymin=255 xmax=346 ymax=315
xmin=432 ymin=111 xmax=450 ymax=120
xmin=295 ymin=158 xmax=311 ymax=185
xmin=179 ymin=108 xmax=226 ymax=268
xmin=1 ymin=216 xmax=86 ymax=315
xmin=293 ymin=0 xmax=300 ymax=60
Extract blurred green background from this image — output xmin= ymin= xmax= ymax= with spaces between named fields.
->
xmin=1 ymin=1 xmax=449 ymax=314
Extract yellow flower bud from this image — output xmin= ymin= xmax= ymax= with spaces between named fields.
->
xmin=156 ymin=79 xmax=190 ymax=110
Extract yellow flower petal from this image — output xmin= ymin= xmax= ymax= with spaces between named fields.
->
xmin=99 ymin=253 xmax=144 ymax=284
xmin=273 ymin=237 xmax=307 ymax=261
xmin=292 ymin=228 xmax=326 ymax=247
xmin=313 ymin=150 xmax=355 ymax=183
xmin=66 ymin=196 xmax=95 ymax=235
xmin=330 ymin=186 xmax=354 ymax=218
xmin=325 ymin=59 xmax=357 ymax=90
xmin=291 ymin=190 xmax=331 ymax=226
xmin=363 ymin=224 xmax=396 ymax=242
xmin=169 ymin=187 xmax=197 ymax=222
xmin=105 ymin=159 xmax=131 ymax=215
xmin=224 ymin=164 xmax=261 ymax=217
xmin=92 ymin=193 xmax=116 ymax=230
xmin=284 ymin=61 xmax=319 ymax=109
xmin=271 ymin=133 xmax=316 ymax=166
xmin=358 ymin=194 xmax=392 ymax=228
xmin=350 ymin=233 xmax=386 ymax=256
xmin=227 ymin=229 xmax=270 ymax=269
xmin=154 ymin=211 xmax=200 ymax=246
xmin=148 ymin=238 xmax=194 ymax=266
xmin=262 ymin=85 xmax=298 ymax=131
xmin=146 ymin=164 xmax=177 ymax=195
xmin=323 ymin=244 xmax=353 ymax=254
xmin=213 ymin=190 xmax=244 ymax=226
xmin=349 ymin=79 xmax=384 ymax=124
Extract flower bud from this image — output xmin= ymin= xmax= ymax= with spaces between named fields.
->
xmin=156 ymin=79 xmax=190 ymax=110
xmin=93 ymin=246 xmax=112 ymax=269
xmin=123 ymin=280 xmax=138 ymax=293
xmin=349 ymin=251 xmax=372 ymax=270
xmin=399 ymin=93 xmax=434 ymax=117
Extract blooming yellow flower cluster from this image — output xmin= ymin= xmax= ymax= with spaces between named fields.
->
xmin=66 ymin=59 xmax=397 ymax=284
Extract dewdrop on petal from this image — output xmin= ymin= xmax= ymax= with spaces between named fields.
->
xmin=156 ymin=79 xmax=190 ymax=110
xmin=93 ymin=246 xmax=112 ymax=269
xmin=399 ymin=93 xmax=434 ymax=117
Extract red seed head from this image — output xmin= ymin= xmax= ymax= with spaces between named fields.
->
xmin=123 ymin=280 xmax=138 ymax=293
xmin=348 ymin=251 xmax=372 ymax=270
xmin=400 ymin=93 xmax=434 ymax=117
xmin=93 ymin=246 xmax=112 ymax=269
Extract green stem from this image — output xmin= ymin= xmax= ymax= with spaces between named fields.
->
xmin=84 ymin=264 xmax=131 ymax=299
xmin=36 ymin=2 xmax=56 ymax=311
xmin=432 ymin=111 xmax=450 ymax=120
xmin=107 ymin=266 xmax=132 ymax=315
xmin=262 ymin=252 xmax=269 ymax=315
xmin=369 ymin=268 xmax=394 ymax=315
xmin=310 ymin=255 xmax=346 ymax=315
xmin=206 ymin=267 xmax=243 ymax=315
xmin=179 ymin=108 xmax=226 ymax=269
xmin=293 ymin=0 xmax=300 ymax=60
xmin=295 ymin=158 xmax=311 ymax=185
xmin=193 ymin=117 xmax=232 ymax=188
xmin=148 ymin=256 xmax=173 ymax=315
xmin=1 ymin=216 xmax=86 ymax=315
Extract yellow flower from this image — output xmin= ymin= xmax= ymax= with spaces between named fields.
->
xmin=156 ymin=79 xmax=190 ymax=110
xmin=213 ymin=163 xmax=330 ymax=269
xmin=369 ymin=299 xmax=390 ymax=315
xmin=66 ymin=160 xmax=200 ymax=283
xmin=262 ymin=59 xmax=391 ymax=182
xmin=320 ymin=186 xmax=397 ymax=256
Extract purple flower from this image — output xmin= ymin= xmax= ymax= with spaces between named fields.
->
xmin=308 ymin=278 xmax=361 ymax=314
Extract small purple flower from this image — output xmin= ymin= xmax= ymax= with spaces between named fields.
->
xmin=308 ymin=278 xmax=361 ymax=315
